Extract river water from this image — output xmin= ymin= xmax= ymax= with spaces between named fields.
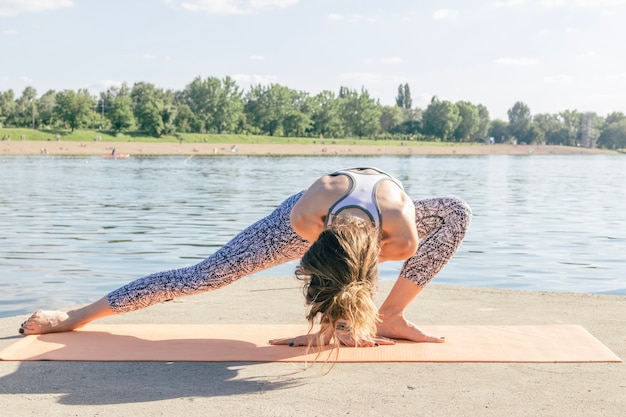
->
xmin=1 ymin=154 xmax=624 ymax=318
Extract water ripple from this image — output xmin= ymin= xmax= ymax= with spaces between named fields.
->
xmin=1 ymin=154 xmax=625 ymax=318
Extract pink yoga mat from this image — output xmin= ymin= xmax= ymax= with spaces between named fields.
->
xmin=0 ymin=324 xmax=621 ymax=363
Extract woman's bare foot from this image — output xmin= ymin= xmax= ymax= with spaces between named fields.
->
xmin=377 ymin=313 xmax=445 ymax=343
xmin=19 ymin=310 xmax=80 ymax=335
xmin=19 ymin=297 xmax=116 ymax=336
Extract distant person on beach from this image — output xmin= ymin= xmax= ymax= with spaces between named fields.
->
xmin=19 ymin=167 xmax=471 ymax=347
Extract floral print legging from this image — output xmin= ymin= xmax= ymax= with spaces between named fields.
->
xmin=107 ymin=191 xmax=472 ymax=313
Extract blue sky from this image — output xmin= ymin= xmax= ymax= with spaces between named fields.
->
xmin=1 ymin=0 xmax=625 ymax=119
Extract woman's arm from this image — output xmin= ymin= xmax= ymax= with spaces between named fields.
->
xmin=378 ymin=195 xmax=419 ymax=262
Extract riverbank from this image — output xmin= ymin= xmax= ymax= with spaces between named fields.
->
xmin=0 ymin=277 xmax=623 ymax=416
xmin=0 ymin=140 xmax=617 ymax=156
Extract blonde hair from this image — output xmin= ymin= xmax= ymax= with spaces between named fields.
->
xmin=296 ymin=216 xmax=380 ymax=346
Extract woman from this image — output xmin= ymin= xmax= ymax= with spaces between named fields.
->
xmin=19 ymin=167 xmax=471 ymax=348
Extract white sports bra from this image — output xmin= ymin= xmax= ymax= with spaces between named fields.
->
xmin=326 ymin=167 xmax=404 ymax=228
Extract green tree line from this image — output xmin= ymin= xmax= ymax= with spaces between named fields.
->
xmin=1 ymin=77 xmax=625 ymax=150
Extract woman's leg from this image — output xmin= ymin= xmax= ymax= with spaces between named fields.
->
xmin=20 ymin=192 xmax=311 ymax=334
xmin=377 ymin=196 xmax=472 ymax=342
xmin=398 ymin=196 xmax=472 ymax=287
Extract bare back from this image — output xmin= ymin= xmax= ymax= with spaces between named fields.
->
xmin=290 ymin=169 xmax=419 ymax=262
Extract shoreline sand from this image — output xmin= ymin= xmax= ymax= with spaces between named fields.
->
xmin=0 ymin=140 xmax=618 ymax=157
xmin=0 ymin=277 xmax=623 ymax=416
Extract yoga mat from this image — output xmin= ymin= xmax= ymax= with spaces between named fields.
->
xmin=0 ymin=324 xmax=621 ymax=363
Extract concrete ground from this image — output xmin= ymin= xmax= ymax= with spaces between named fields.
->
xmin=0 ymin=276 xmax=624 ymax=417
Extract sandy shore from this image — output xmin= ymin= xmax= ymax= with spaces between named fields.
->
xmin=0 ymin=140 xmax=616 ymax=156
xmin=0 ymin=276 xmax=623 ymax=417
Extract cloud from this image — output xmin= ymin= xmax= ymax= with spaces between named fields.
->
xmin=577 ymin=51 xmax=597 ymax=59
xmin=400 ymin=10 xmax=417 ymax=22
xmin=0 ymin=0 xmax=74 ymax=17
xmin=18 ymin=76 xmax=34 ymax=83
xmin=142 ymin=54 xmax=158 ymax=60
xmin=178 ymin=0 xmax=243 ymax=14
xmin=544 ymin=74 xmax=574 ymax=83
xmin=2 ymin=29 xmax=17 ymax=35
xmin=414 ymin=92 xmax=435 ymax=107
xmin=432 ymin=9 xmax=459 ymax=20
xmin=380 ymin=57 xmax=403 ymax=65
xmin=338 ymin=72 xmax=405 ymax=85
xmin=327 ymin=13 xmax=377 ymax=23
xmin=492 ymin=0 xmax=528 ymax=8
xmin=249 ymin=0 xmax=297 ymax=9
xmin=232 ymin=73 xmax=278 ymax=84
xmin=607 ymin=72 xmax=626 ymax=81
xmin=493 ymin=0 xmax=626 ymax=7
xmin=172 ymin=0 xmax=297 ymax=15
xmin=249 ymin=54 xmax=265 ymax=61
xmin=339 ymin=72 xmax=385 ymax=84
xmin=539 ymin=0 xmax=626 ymax=7
xmin=88 ymin=80 xmax=124 ymax=93
xmin=493 ymin=57 xmax=539 ymax=67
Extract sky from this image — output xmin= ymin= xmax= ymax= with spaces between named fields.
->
xmin=1 ymin=0 xmax=625 ymax=120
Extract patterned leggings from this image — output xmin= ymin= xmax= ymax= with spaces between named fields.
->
xmin=107 ymin=192 xmax=471 ymax=313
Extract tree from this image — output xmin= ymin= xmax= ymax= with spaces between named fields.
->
xmin=476 ymin=104 xmax=491 ymax=139
xmin=173 ymin=103 xmax=200 ymax=133
xmin=0 ymin=89 xmax=16 ymax=127
xmin=182 ymin=76 xmax=243 ymax=134
xmin=215 ymin=76 xmax=244 ymax=134
xmin=535 ymin=112 xmax=573 ymax=145
xmin=545 ymin=126 xmax=571 ymax=145
xmin=597 ymin=120 xmax=626 ymax=150
xmin=97 ymin=85 xmax=123 ymax=126
xmin=397 ymin=108 xmax=422 ymax=137
xmin=380 ymin=105 xmax=404 ymax=134
xmin=283 ymin=110 xmax=310 ymax=137
xmin=54 ymin=89 xmax=97 ymax=131
xmin=395 ymin=83 xmax=412 ymax=110
xmin=526 ymin=123 xmax=544 ymax=144
xmin=131 ymin=82 xmax=167 ymax=137
xmin=422 ymin=97 xmax=460 ymax=141
xmin=340 ymin=87 xmax=381 ymax=138
xmin=310 ymin=90 xmax=343 ymax=138
xmin=507 ymin=101 xmax=532 ymax=143
xmin=488 ymin=119 xmax=509 ymax=143
xmin=244 ymin=84 xmax=311 ymax=136
xmin=11 ymin=86 xmax=37 ymax=127
xmin=140 ymin=102 xmax=165 ymax=137
xmin=108 ymin=94 xmax=135 ymax=133
xmin=284 ymin=90 xmax=312 ymax=137
xmin=245 ymin=84 xmax=291 ymax=136
xmin=533 ymin=113 xmax=560 ymax=135
xmin=453 ymin=101 xmax=480 ymax=142
xmin=558 ymin=109 xmax=581 ymax=146
xmin=36 ymin=90 xmax=57 ymax=127
xmin=604 ymin=112 xmax=625 ymax=126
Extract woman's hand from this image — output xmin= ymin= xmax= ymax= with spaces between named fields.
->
xmin=269 ymin=331 xmax=331 ymax=347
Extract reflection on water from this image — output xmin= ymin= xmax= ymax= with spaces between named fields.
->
xmin=1 ymin=154 xmax=624 ymax=318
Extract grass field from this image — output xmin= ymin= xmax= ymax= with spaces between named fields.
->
xmin=0 ymin=127 xmax=466 ymax=147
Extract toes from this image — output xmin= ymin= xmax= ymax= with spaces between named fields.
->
xmin=422 ymin=334 xmax=446 ymax=343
